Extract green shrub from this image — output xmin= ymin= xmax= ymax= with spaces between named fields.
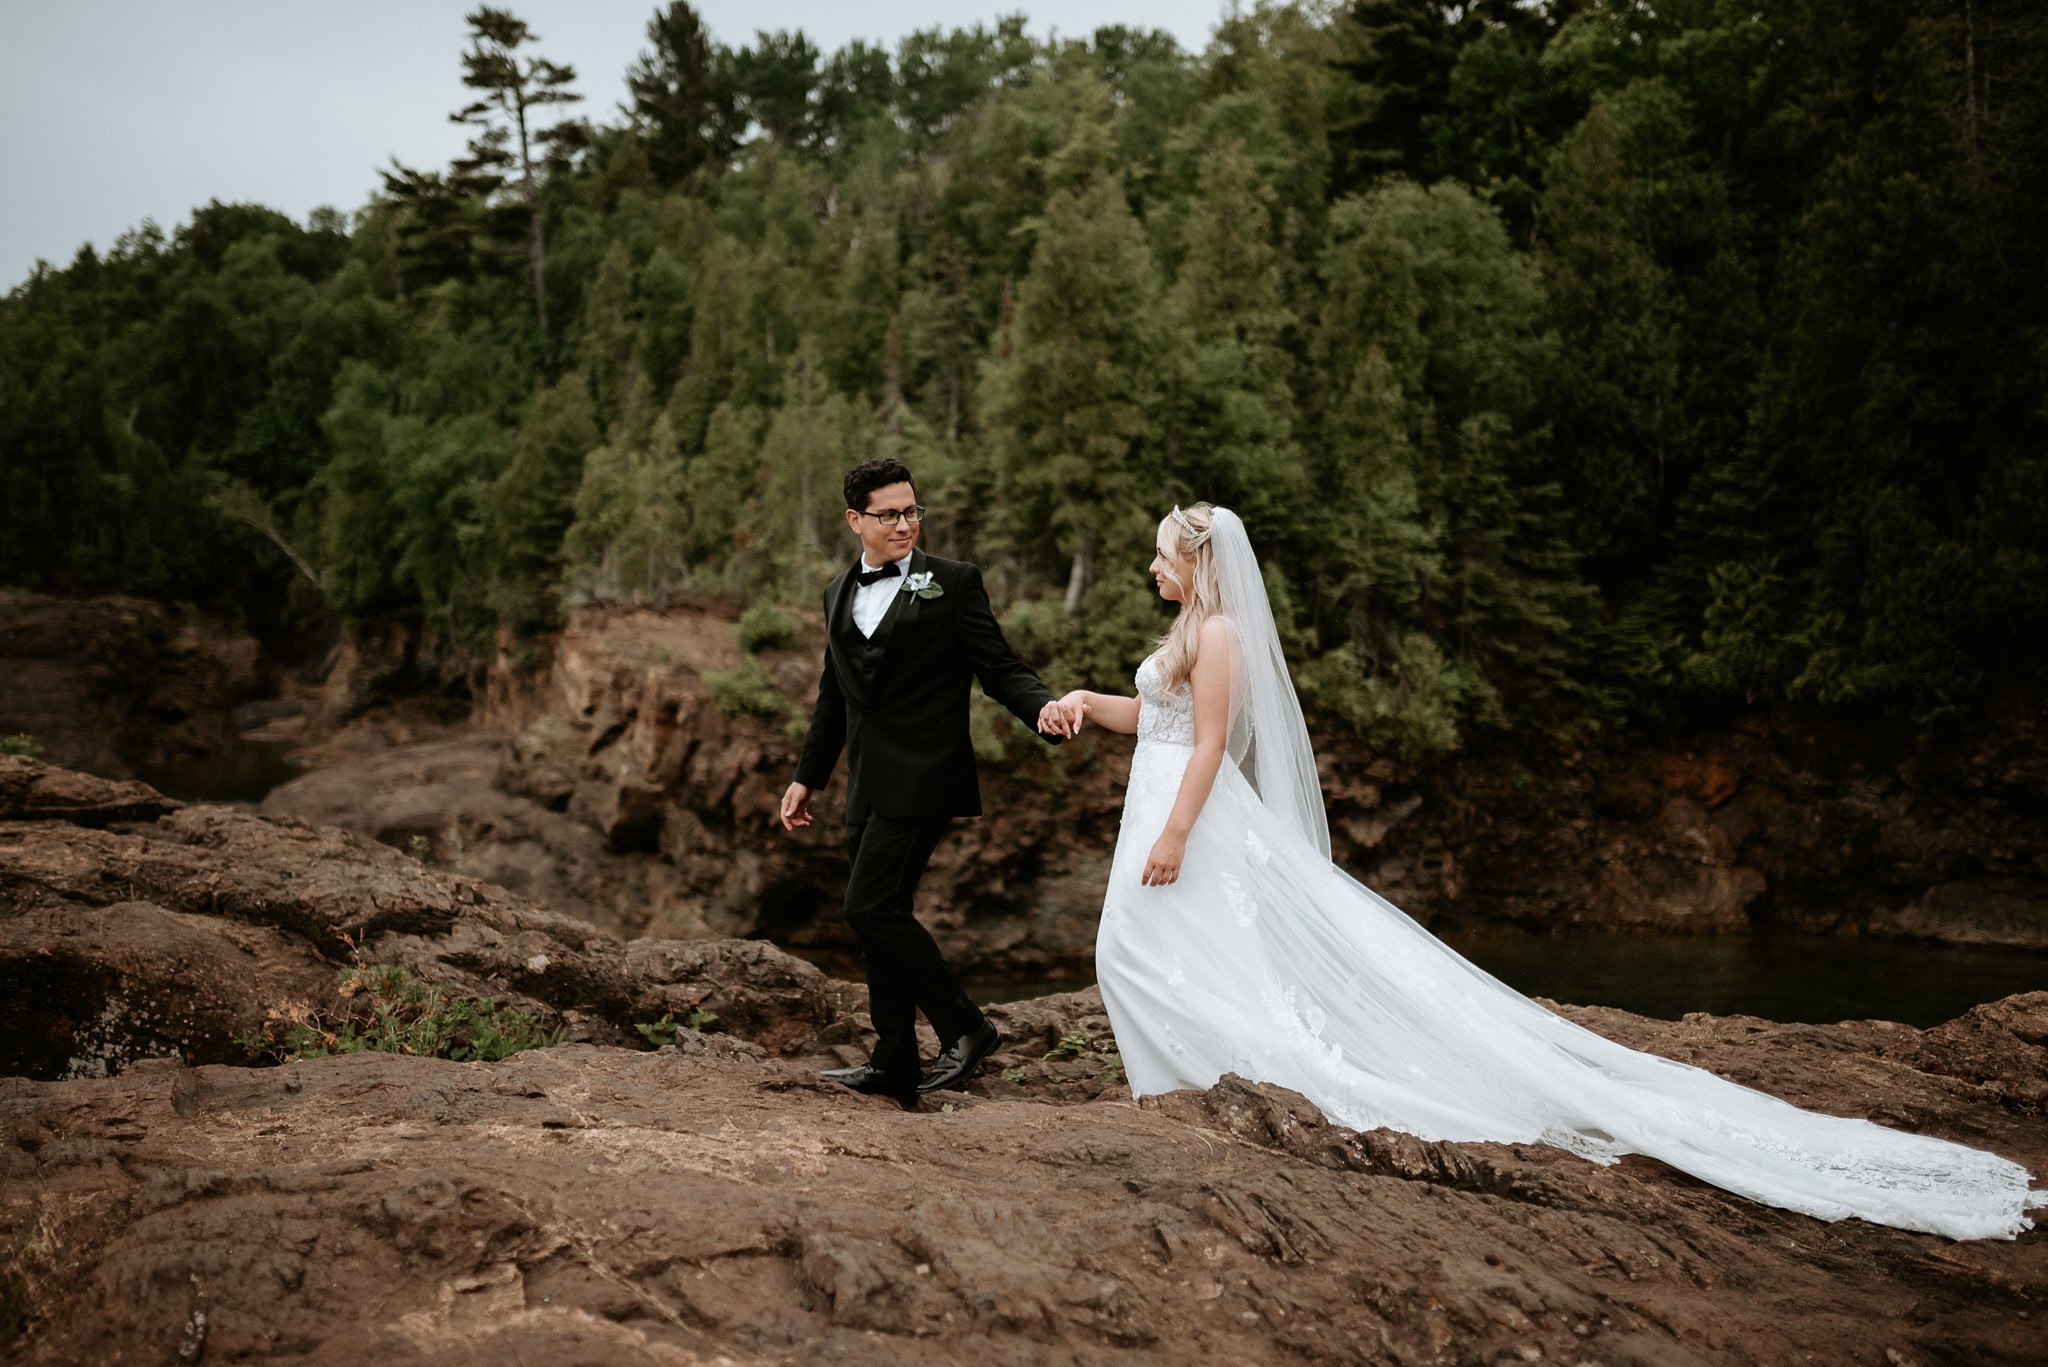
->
xmin=237 ymin=962 xmax=563 ymax=1064
xmin=705 ymin=658 xmax=790 ymax=719
xmin=967 ymin=691 xmax=1016 ymax=763
xmin=736 ymin=601 xmax=800 ymax=653
xmin=0 ymin=735 xmax=43 ymax=758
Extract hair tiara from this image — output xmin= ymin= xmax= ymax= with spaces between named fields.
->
xmin=1169 ymin=505 xmax=1208 ymax=543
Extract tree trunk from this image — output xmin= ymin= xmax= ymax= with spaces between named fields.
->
xmin=1964 ymin=0 xmax=1980 ymax=166
xmin=528 ymin=206 xmax=549 ymax=343
xmin=513 ymin=96 xmax=550 ymax=357
xmin=881 ymin=315 xmax=903 ymax=438
xmin=1063 ymin=523 xmax=1093 ymax=617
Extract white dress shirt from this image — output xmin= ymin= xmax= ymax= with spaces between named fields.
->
xmin=850 ymin=549 xmax=914 ymax=639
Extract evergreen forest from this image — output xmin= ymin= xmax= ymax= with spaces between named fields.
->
xmin=4 ymin=0 xmax=2043 ymax=759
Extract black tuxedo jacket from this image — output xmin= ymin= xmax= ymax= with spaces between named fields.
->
xmin=795 ymin=549 xmax=1059 ymax=821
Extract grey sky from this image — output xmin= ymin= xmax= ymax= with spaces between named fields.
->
xmin=1 ymin=0 xmax=1224 ymax=291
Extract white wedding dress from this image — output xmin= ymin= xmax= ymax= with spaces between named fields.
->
xmin=1095 ymin=644 xmax=2045 ymax=1241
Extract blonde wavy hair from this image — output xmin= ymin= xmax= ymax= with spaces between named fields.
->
xmin=1154 ymin=502 xmax=1225 ymax=692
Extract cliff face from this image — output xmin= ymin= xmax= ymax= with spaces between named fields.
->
xmin=5 ymin=591 xmax=2037 ymax=972
xmin=256 ymin=601 xmax=2048 ymax=974
xmin=0 ymin=591 xmax=263 ymax=778
xmin=3 ymin=760 xmax=2047 ymax=1365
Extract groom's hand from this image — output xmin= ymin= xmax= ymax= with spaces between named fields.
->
xmin=779 ymin=782 xmax=813 ymax=831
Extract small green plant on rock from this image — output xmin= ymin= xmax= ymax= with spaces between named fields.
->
xmin=0 ymin=734 xmax=42 ymax=758
xmin=634 ymin=1005 xmax=719 ymax=1047
xmin=1001 ymin=1065 xmax=1030 ymax=1084
xmin=1050 ymin=1027 xmax=1093 ymax=1058
xmin=238 ymin=961 xmax=563 ymax=1065
xmin=404 ymin=834 xmax=431 ymax=863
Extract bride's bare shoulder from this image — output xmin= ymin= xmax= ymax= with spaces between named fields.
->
xmin=1190 ymin=615 xmax=1238 ymax=677
xmin=1196 ymin=615 xmax=1239 ymax=654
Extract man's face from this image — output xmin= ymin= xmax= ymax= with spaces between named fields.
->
xmin=844 ymin=480 xmax=921 ymax=566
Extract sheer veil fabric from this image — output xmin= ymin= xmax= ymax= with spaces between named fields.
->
xmin=1093 ymin=508 xmax=2045 ymax=1241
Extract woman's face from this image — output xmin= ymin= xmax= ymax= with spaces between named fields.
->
xmin=1149 ymin=524 xmax=1192 ymax=603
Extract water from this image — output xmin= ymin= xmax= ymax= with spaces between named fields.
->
xmin=1440 ymin=931 xmax=2048 ymax=1028
xmin=957 ymin=933 xmax=2048 ymax=1028
xmin=136 ymin=738 xmax=306 ymax=804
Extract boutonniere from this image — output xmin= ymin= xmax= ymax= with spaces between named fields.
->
xmin=900 ymin=570 xmax=943 ymax=600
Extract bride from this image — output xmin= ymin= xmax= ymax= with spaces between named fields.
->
xmin=1053 ymin=502 xmax=2043 ymax=1241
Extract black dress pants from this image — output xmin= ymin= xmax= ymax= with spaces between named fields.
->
xmin=843 ymin=813 xmax=984 ymax=1076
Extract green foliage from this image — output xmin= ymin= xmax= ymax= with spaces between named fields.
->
xmin=634 ymin=1006 xmax=719 ymax=1046
xmin=5 ymin=0 xmax=2043 ymax=755
xmin=237 ymin=961 xmax=563 ymax=1064
xmin=704 ymin=658 xmax=790 ymax=718
xmin=736 ymin=601 xmax=799 ymax=652
xmin=985 ymin=162 xmax=1163 ymax=616
xmin=0 ymin=735 xmax=43 ymax=758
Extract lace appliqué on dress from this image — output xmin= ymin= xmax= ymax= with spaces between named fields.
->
xmin=1134 ymin=652 xmax=1197 ymax=747
xmin=1219 ymin=871 xmax=1259 ymax=927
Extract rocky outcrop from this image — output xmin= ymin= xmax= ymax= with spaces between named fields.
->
xmin=0 ymin=757 xmax=862 ymax=1080
xmin=3 ymin=1006 xmax=2045 ymax=1364
xmin=0 ymin=591 xmax=263 ymax=777
xmin=262 ymin=604 xmax=1128 ymax=974
xmin=0 ymin=755 xmax=182 ymax=827
xmin=4 ymin=757 xmax=2047 ymax=1364
xmin=277 ymin=602 xmax=2048 ymax=964
xmin=1439 ymin=717 xmax=2048 ymax=947
xmin=0 ymin=757 xmax=1100 ymax=1089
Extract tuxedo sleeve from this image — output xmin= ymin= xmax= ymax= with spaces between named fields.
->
xmin=795 ymin=607 xmax=847 ymax=788
xmin=956 ymin=564 xmax=1063 ymax=746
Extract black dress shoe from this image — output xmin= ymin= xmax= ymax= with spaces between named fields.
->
xmin=820 ymin=1063 xmax=921 ymax=1108
xmin=918 ymin=1020 xmax=1002 ymax=1093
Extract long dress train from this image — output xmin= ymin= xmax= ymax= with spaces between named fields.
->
xmin=1094 ymin=651 xmax=2044 ymax=1241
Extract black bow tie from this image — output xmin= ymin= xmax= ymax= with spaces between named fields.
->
xmin=855 ymin=561 xmax=901 ymax=587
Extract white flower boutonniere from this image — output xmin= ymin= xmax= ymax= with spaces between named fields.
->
xmin=901 ymin=570 xmax=943 ymax=600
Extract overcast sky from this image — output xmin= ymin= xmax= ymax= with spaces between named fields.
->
xmin=1 ymin=0 xmax=1224 ymax=291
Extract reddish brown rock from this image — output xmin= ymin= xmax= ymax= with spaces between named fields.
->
xmin=258 ymin=602 xmax=2048 ymax=970
xmin=2 ymin=758 xmax=2046 ymax=1364
xmin=1 ymin=1009 xmax=2043 ymax=1366
xmin=0 ymin=590 xmax=262 ymax=777
xmin=0 ymin=757 xmax=863 ymax=1079
xmin=0 ymin=754 xmax=181 ymax=826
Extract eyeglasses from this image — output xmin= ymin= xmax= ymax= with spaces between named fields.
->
xmin=852 ymin=505 xmax=925 ymax=528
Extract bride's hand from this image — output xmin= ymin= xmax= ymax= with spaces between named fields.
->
xmin=1057 ymin=689 xmax=1091 ymax=728
xmin=1141 ymin=832 xmax=1185 ymax=886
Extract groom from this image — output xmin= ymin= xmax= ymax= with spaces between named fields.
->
xmin=780 ymin=458 xmax=1076 ymax=1108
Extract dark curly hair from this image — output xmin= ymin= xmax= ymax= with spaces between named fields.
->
xmin=844 ymin=457 xmax=917 ymax=512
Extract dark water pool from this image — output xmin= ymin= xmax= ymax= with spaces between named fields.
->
xmin=1440 ymin=931 xmax=2048 ymax=1028
xmin=136 ymin=738 xmax=306 ymax=804
xmin=957 ymin=933 xmax=2048 ymax=1028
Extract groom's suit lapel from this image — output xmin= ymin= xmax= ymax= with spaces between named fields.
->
xmin=825 ymin=563 xmax=871 ymax=708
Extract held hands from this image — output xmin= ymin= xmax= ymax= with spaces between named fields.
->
xmin=1036 ymin=694 xmax=1087 ymax=739
xmin=779 ymin=781 xmax=813 ymax=831
xmin=1141 ymin=830 xmax=1186 ymax=886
